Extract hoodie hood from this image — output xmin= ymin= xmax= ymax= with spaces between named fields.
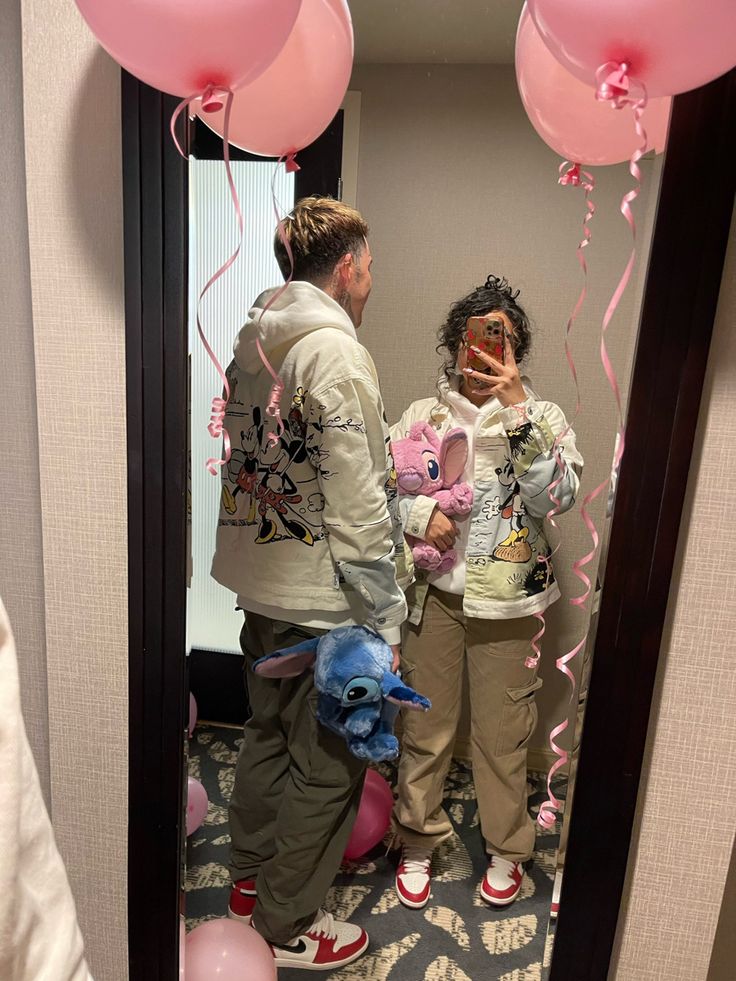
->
xmin=234 ymin=281 xmax=357 ymax=374
xmin=435 ymin=372 xmax=538 ymax=424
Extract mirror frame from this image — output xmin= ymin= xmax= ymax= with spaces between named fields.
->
xmin=122 ymin=68 xmax=736 ymax=981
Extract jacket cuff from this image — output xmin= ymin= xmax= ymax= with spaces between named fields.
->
xmin=376 ymin=625 xmax=402 ymax=646
xmin=404 ymin=495 xmax=438 ymax=540
xmin=499 ymin=398 xmax=555 ymax=453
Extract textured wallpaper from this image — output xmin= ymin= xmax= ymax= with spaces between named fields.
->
xmin=0 ymin=0 xmax=51 ymax=806
xmin=19 ymin=1 xmax=129 ymax=978
xmin=348 ymin=64 xmax=662 ymax=755
xmin=611 ymin=209 xmax=736 ymax=979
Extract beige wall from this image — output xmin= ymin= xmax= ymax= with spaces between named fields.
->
xmin=349 ymin=64 xmax=662 ymax=756
xmin=6 ymin=2 xmax=130 ymax=978
xmin=0 ymin=0 xmax=50 ymax=806
xmin=610 ymin=206 xmax=736 ymax=980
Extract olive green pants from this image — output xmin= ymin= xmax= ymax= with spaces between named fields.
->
xmin=229 ymin=613 xmax=367 ymax=944
xmin=392 ymin=587 xmax=542 ymax=863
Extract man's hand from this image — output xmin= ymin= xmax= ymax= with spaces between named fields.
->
xmin=425 ymin=507 xmax=459 ymax=552
xmin=390 ymin=644 xmax=401 ymax=674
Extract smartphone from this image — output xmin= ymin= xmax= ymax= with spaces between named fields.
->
xmin=465 ymin=315 xmax=506 ymax=373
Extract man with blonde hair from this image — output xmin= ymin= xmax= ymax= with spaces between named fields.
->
xmin=212 ymin=196 xmax=407 ymax=971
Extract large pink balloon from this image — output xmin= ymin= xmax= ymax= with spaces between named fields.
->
xmin=516 ymin=6 xmax=671 ymax=165
xmin=528 ymin=0 xmax=736 ymax=98
xmin=74 ymin=0 xmax=302 ymax=99
xmin=186 ymin=776 xmax=208 ymax=837
xmin=186 ymin=919 xmax=276 ymax=981
xmin=344 ymin=769 xmax=393 ymax=861
xmin=197 ymin=0 xmax=353 ymax=157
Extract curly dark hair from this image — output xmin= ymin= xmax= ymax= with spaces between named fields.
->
xmin=438 ymin=274 xmax=531 ymax=380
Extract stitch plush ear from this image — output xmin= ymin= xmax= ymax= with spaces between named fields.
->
xmin=440 ymin=427 xmax=468 ymax=488
xmin=408 ymin=420 xmax=441 ymax=452
xmin=381 ymin=671 xmax=432 ymax=711
xmin=253 ymin=636 xmax=319 ymax=678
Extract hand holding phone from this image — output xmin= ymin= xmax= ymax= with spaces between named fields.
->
xmin=465 ymin=315 xmax=506 ymax=374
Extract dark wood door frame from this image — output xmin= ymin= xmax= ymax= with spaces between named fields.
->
xmin=122 ymin=69 xmax=735 ymax=980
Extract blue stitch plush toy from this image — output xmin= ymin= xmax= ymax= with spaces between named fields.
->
xmin=253 ymin=626 xmax=431 ymax=762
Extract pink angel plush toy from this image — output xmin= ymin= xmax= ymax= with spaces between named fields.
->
xmin=392 ymin=422 xmax=473 ymax=573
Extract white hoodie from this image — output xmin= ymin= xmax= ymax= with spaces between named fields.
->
xmin=0 ymin=598 xmax=93 ymax=981
xmin=211 ymin=282 xmax=407 ymax=644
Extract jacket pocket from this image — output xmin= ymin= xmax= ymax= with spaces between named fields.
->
xmin=495 ymin=676 xmax=543 ymax=756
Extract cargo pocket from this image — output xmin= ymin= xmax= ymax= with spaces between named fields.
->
xmin=496 ymin=676 xmax=543 ymax=756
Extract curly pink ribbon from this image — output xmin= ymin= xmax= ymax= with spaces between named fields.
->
xmin=170 ymin=92 xmax=299 ymax=466
xmin=537 ymin=65 xmax=649 ymax=830
xmin=252 ymin=153 xmax=303 ymax=446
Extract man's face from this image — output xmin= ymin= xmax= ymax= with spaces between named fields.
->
xmin=344 ymin=241 xmax=373 ymax=328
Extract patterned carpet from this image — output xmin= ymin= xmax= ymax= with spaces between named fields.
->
xmin=186 ymin=724 xmax=564 ymax=980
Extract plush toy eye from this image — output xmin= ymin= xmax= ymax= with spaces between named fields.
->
xmin=422 ymin=450 xmax=440 ymax=481
xmin=341 ymin=676 xmax=380 ymax=707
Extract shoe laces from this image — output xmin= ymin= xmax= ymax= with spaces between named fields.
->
xmin=310 ymin=909 xmax=338 ymax=941
xmin=401 ymin=846 xmax=432 ymax=876
xmin=489 ymin=856 xmax=519 ymax=880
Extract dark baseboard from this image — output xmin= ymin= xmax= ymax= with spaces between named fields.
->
xmin=189 ymin=648 xmax=249 ymax=726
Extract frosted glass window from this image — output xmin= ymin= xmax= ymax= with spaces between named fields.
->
xmin=188 ymin=159 xmax=295 ymax=654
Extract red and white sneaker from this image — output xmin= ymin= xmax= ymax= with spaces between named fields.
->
xmin=395 ymin=846 xmax=432 ymax=909
xmin=480 ymin=856 xmax=523 ymax=907
xmin=269 ymin=909 xmax=368 ymax=971
xmin=228 ymin=879 xmax=257 ymax=925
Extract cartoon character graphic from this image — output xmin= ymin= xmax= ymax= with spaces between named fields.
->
xmin=492 ymin=457 xmax=532 ymax=564
xmin=220 ymin=400 xmax=319 ymax=547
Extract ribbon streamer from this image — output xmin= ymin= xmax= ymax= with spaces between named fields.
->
xmin=252 ymin=153 xmax=302 ymax=446
xmin=537 ymin=65 xmax=649 ymax=829
xmin=171 ymin=86 xmax=242 ymax=474
xmin=170 ymin=92 xmax=299 ymax=466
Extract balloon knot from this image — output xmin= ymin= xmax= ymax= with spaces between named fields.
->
xmin=201 ymin=85 xmax=231 ymax=114
xmin=558 ymin=162 xmax=582 ymax=186
xmin=285 ymin=153 xmax=301 ymax=173
xmin=595 ymin=62 xmax=646 ymax=109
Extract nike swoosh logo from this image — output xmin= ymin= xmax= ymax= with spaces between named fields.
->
xmin=271 ymin=939 xmax=307 ymax=954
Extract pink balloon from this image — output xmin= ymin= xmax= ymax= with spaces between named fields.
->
xmin=197 ymin=0 xmax=353 ymax=158
xmin=186 ymin=776 xmax=208 ymax=837
xmin=188 ymin=693 xmax=197 ymax=739
xmin=344 ymin=769 xmax=393 ymax=861
xmin=528 ymin=0 xmax=736 ymax=98
xmin=516 ymin=5 xmax=671 ymax=166
xmin=186 ymin=919 xmax=276 ymax=981
xmin=74 ymin=0 xmax=302 ymax=99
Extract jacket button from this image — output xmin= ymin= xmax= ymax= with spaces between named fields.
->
xmin=377 ymin=617 xmax=386 ymax=624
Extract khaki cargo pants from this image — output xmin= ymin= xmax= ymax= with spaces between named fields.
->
xmin=392 ymin=587 xmax=542 ymax=862
xmin=229 ymin=613 xmax=367 ymax=944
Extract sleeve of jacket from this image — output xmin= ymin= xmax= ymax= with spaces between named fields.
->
xmin=307 ymin=377 xmax=407 ymax=644
xmin=498 ymin=398 xmax=583 ymax=518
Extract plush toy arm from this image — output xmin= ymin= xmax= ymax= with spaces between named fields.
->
xmin=343 ymin=705 xmax=380 ymax=737
xmin=432 ymin=483 xmax=473 ymax=516
xmin=381 ymin=671 xmax=432 ymax=711
xmin=449 ymin=481 xmax=474 ymax=514
xmin=253 ymin=636 xmax=319 ymax=678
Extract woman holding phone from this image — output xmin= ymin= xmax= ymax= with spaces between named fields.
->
xmin=390 ymin=275 xmax=583 ymax=909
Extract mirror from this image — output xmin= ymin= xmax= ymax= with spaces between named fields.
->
xmin=182 ymin=3 xmax=668 ymax=977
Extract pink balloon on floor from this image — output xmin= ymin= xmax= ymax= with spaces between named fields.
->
xmin=197 ymin=0 xmax=353 ymax=158
xmin=74 ymin=0 xmax=302 ymax=99
xmin=186 ymin=919 xmax=276 ymax=981
xmin=344 ymin=769 xmax=394 ymax=860
xmin=188 ymin=693 xmax=197 ymax=738
xmin=186 ymin=776 xmax=208 ymax=836
xmin=528 ymin=0 xmax=736 ymax=98
xmin=516 ymin=5 xmax=671 ymax=165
